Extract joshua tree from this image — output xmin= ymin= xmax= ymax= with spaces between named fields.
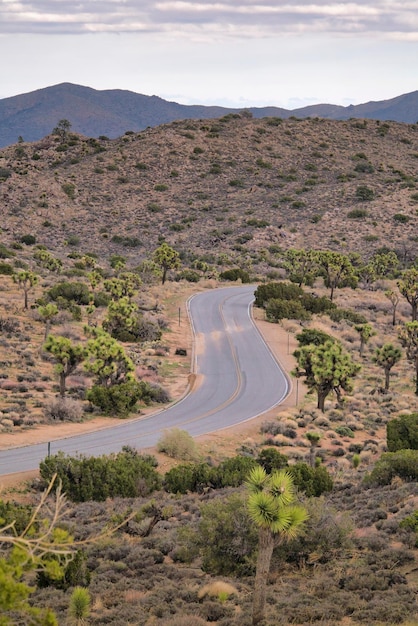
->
xmin=152 ymin=243 xmax=181 ymax=285
xmin=314 ymin=250 xmax=357 ymax=301
xmin=13 ymin=270 xmax=39 ymax=309
xmin=354 ymin=323 xmax=376 ymax=357
xmin=44 ymin=335 xmax=85 ymax=397
xmin=373 ymin=343 xmax=402 ymax=391
xmin=398 ymin=268 xmax=418 ymax=321
xmin=306 ymin=431 xmax=321 ymax=467
xmin=37 ymin=303 xmax=59 ymax=339
xmin=293 ymin=340 xmax=361 ymax=412
xmin=399 ymin=321 xmax=418 ymax=395
xmin=246 ymin=466 xmax=308 ymax=625
xmin=385 ymin=289 xmax=400 ymax=327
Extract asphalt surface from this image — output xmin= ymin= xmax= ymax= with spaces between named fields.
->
xmin=0 ymin=285 xmax=289 ymax=476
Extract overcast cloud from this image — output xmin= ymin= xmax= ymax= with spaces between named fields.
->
xmin=0 ymin=1 xmax=417 ymax=108
xmin=2 ymin=1 xmax=418 ymax=37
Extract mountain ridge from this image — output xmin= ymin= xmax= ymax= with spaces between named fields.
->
xmin=0 ymin=82 xmax=417 ymax=147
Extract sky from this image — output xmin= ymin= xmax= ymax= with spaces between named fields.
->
xmin=0 ymin=1 xmax=417 ymax=109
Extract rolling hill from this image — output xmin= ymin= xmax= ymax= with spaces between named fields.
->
xmin=0 ymin=114 xmax=417 ymax=271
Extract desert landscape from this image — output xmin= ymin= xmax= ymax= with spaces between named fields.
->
xmin=0 ymin=113 xmax=418 ymax=625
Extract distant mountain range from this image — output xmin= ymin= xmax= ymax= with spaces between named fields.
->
xmin=0 ymin=82 xmax=417 ymax=148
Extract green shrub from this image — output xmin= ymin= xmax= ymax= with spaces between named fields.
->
xmin=87 ymin=380 xmax=154 ymax=416
xmin=209 ymin=455 xmax=257 ymax=489
xmin=364 ymin=449 xmax=418 ymax=486
xmin=163 ymin=455 xmax=257 ymax=493
xmin=393 ymin=213 xmax=410 ymax=223
xmin=265 ymin=298 xmax=311 ymax=322
xmin=289 ymin=463 xmax=334 ymax=497
xmin=37 ymin=550 xmax=90 ymax=590
xmin=219 ymin=268 xmax=251 ymax=283
xmin=48 ymin=281 xmax=90 ymax=305
xmin=20 ymin=234 xmax=36 ymax=245
xmin=355 ymin=185 xmax=374 ymax=201
xmin=301 ymin=293 xmax=336 ymax=314
xmin=354 ymin=162 xmax=374 ymax=173
xmin=39 ymin=447 xmax=161 ymax=502
xmin=257 ymin=448 xmax=289 ymax=473
xmin=164 ymin=463 xmax=211 ymax=494
xmin=62 ymin=183 xmax=76 ymax=199
xmin=246 ymin=218 xmax=270 ymax=227
xmin=92 ymin=291 xmax=111 ymax=307
xmin=39 ymin=447 xmax=161 ymax=501
xmin=0 ymin=500 xmax=32 ymax=534
xmin=254 ymin=282 xmax=304 ymax=308
xmin=347 ymin=208 xmax=368 ymax=219
xmin=66 ymin=234 xmax=80 ymax=246
xmin=111 ymin=235 xmax=141 ymax=247
xmin=400 ymin=511 xmax=418 ymax=546
xmin=0 ymin=262 xmax=14 ymax=275
xmin=157 ymin=428 xmax=199 ymax=461
xmin=296 ymin=328 xmax=335 ymax=346
xmin=176 ymin=269 xmax=200 ymax=283
xmin=193 ymin=493 xmax=257 ymax=576
xmin=0 ymin=167 xmax=12 ymax=181
xmin=329 ymin=308 xmax=367 ymax=324
xmin=387 ymin=413 xmax=418 ymax=451
xmin=0 ymin=243 xmax=15 ymax=259
xmin=335 ymin=426 xmax=355 ymax=438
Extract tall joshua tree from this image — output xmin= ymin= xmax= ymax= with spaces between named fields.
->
xmin=399 ymin=322 xmax=418 ymax=395
xmin=246 ymin=466 xmax=308 ymax=625
xmin=293 ymin=340 xmax=360 ymax=412
xmin=13 ymin=270 xmax=38 ymax=309
xmin=398 ymin=268 xmax=418 ymax=322
xmin=373 ymin=343 xmax=402 ymax=391
xmin=354 ymin=323 xmax=376 ymax=357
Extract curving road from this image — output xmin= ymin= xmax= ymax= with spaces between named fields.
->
xmin=0 ymin=285 xmax=289 ymax=476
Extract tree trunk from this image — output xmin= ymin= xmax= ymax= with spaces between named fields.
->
xmin=309 ymin=445 xmax=316 ymax=468
xmin=59 ymin=373 xmax=66 ymax=398
xmin=252 ymin=526 xmax=275 ymax=626
xmin=415 ymin=355 xmax=418 ymax=396
xmin=317 ymin=390 xmax=327 ymax=413
xmin=24 ymin=289 xmax=28 ymax=310
xmin=392 ymin=305 xmax=397 ymax=327
xmin=413 ymin=302 xmax=417 ymax=322
xmin=359 ymin=339 xmax=365 ymax=357
xmin=384 ymin=367 xmax=390 ymax=391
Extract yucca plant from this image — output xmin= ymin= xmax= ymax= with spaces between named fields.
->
xmin=68 ymin=586 xmax=91 ymax=625
xmin=246 ymin=466 xmax=308 ymax=625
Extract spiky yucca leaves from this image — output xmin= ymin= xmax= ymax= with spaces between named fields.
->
xmin=246 ymin=467 xmax=308 ymax=625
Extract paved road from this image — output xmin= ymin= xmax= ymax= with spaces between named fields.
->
xmin=0 ymin=285 xmax=289 ymax=476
